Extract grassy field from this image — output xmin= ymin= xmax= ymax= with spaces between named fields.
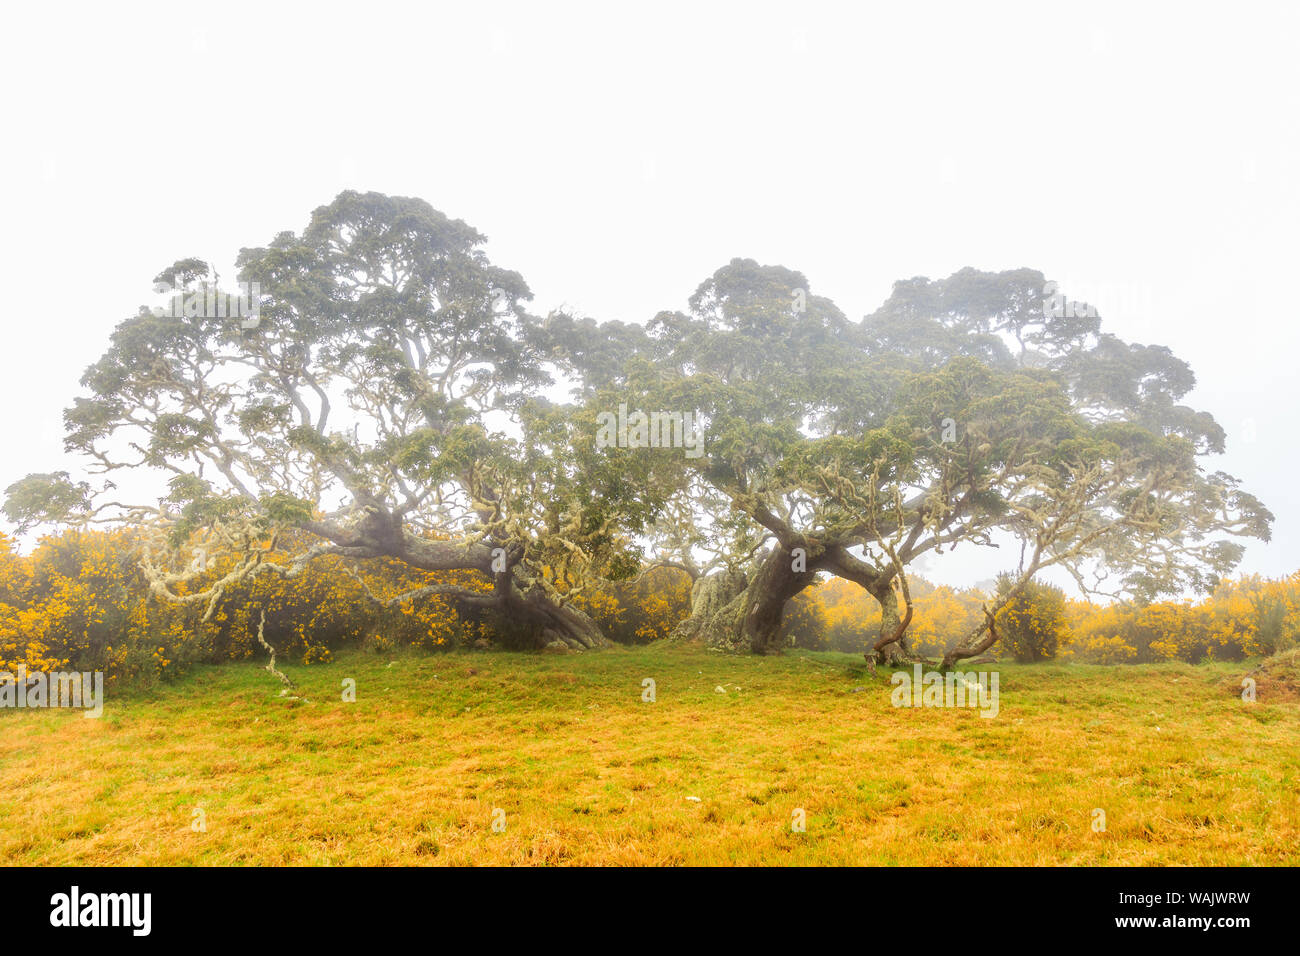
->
xmin=2 ymin=644 xmax=1297 ymax=865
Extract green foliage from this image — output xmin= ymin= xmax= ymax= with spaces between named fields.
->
xmin=2 ymin=473 xmax=92 ymax=533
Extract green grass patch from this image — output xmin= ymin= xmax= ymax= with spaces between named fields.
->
xmin=1 ymin=644 xmax=1296 ymax=865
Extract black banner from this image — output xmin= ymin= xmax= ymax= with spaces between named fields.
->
xmin=7 ymin=865 xmax=1281 ymax=943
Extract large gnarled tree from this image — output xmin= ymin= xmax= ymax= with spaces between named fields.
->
xmin=579 ymin=261 xmax=1271 ymax=661
xmin=6 ymin=192 xmax=662 ymax=650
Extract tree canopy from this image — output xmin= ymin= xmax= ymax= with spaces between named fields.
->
xmin=4 ymin=192 xmax=1273 ymax=661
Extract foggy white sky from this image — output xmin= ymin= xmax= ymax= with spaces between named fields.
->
xmin=2 ymin=0 xmax=1297 ymax=593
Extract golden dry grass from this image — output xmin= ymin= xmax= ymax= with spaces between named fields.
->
xmin=2 ymin=644 xmax=1297 ymax=865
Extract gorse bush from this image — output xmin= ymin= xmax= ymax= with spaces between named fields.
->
xmin=784 ymin=570 xmax=1292 ymax=664
xmin=995 ymin=575 xmax=1068 ymax=663
xmin=568 ymin=566 xmax=692 ymax=645
xmin=0 ymin=530 xmax=196 ymax=683
xmin=1061 ymin=576 xmax=1291 ymax=664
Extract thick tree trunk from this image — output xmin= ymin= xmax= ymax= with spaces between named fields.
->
xmin=671 ymin=548 xmax=820 ymax=654
xmin=505 ymin=587 xmax=610 ymax=650
xmin=870 ymin=584 xmax=912 ymax=667
xmin=305 ymin=510 xmax=612 ymax=650
xmin=482 ymin=564 xmax=611 ymax=651
xmin=739 ymin=550 xmax=820 ymax=654
xmin=671 ymin=568 xmax=748 ymax=644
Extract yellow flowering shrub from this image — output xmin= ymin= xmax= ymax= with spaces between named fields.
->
xmin=568 ymin=566 xmax=691 ymax=645
xmin=6 ymin=525 xmax=1297 ymax=680
xmin=1063 ymin=581 xmax=1275 ymax=664
xmin=0 ymin=528 xmax=493 ymax=684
